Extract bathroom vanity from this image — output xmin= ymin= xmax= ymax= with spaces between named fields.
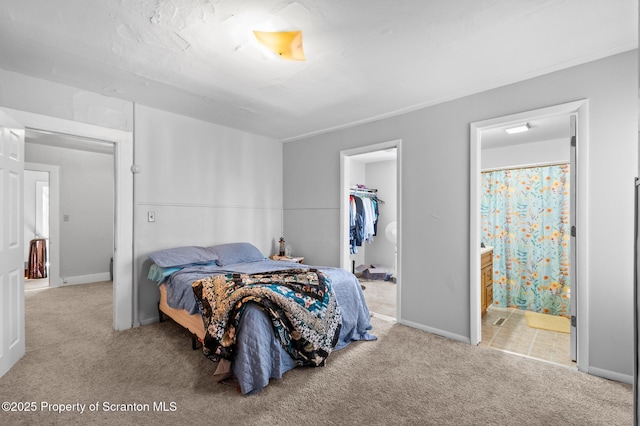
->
xmin=480 ymin=246 xmax=493 ymax=317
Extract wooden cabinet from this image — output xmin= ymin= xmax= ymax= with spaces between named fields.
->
xmin=481 ymin=249 xmax=493 ymax=317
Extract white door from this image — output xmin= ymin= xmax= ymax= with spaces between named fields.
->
xmin=0 ymin=110 xmax=25 ymax=377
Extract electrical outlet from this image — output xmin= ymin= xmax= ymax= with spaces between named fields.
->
xmin=147 ymin=211 xmax=155 ymax=222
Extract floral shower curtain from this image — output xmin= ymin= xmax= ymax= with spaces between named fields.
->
xmin=480 ymin=164 xmax=571 ymax=317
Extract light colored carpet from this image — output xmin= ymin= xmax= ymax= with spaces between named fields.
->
xmin=525 ymin=311 xmax=570 ymax=334
xmin=359 ymin=278 xmax=396 ymax=319
xmin=0 ymin=281 xmax=632 ymax=425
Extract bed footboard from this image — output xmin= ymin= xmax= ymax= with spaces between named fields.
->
xmin=158 ymin=284 xmax=205 ymax=350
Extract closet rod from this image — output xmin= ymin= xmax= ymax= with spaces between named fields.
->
xmin=350 ymin=188 xmax=384 ymax=203
xmin=350 ymin=187 xmax=378 ymax=193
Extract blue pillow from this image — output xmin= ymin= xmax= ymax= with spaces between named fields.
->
xmin=147 ymin=264 xmax=182 ymax=283
xmin=213 ymin=242 xmax=265 ymax=266
xmin=147 ymin=260 xmax=218 ymax=283
xmin=148 ymin=246 xmax=218 ymax=268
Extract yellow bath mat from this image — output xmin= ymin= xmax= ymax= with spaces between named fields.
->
xmin=525 ymin=311 xmax=570 ymax=334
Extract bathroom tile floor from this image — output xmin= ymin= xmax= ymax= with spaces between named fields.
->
xmin=480 ymin=306 xmax=576 ymax=368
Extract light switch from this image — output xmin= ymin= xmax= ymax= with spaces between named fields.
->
xmin=63 ymin=214 xmax=70 ymax=222
xmin=147 ymin=211 xmax=155 ymax=222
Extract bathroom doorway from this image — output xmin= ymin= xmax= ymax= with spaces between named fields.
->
xmin=470 ymin=100 xmax=588 ymax=370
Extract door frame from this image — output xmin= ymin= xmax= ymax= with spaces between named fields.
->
xmin=25 ymin=163 xmax=60 ymax=287
xmin=469 ymin=100 xmax=588 ymax=371
xmin=340 ymin=139 xmax=402 ymax=321
xmin=1 ymin=108 xmax=134 ymax=331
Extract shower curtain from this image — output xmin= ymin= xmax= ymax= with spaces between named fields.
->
xmin=480 ymin=164 xmax=570 ymax=317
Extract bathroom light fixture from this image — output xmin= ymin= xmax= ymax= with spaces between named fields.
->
xmin=253 ymin=30 xmax=305 ymax=61
xmin=504 ymin=123 xmax=530 ymax=134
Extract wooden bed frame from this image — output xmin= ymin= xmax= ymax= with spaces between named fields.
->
xmin=158 ymin=283 xmax=205 ymax=349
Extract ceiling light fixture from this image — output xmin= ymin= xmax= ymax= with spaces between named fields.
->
xmin=253 ymin=30 xmax=305 ymax=61
xmin=504 ymin=123 xmax=531 ymax=134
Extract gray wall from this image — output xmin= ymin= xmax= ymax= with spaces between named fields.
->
xmin=25 ymin=143 xmax=114 ymax=281
xmin=0 ymin=69 xmax=132 ymax=132
xmin=133 ymin=104 xmax=283 ymax=325
xmin=283 ymin=50 xmax=637 ymax=380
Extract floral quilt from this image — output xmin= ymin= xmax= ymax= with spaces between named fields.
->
xmin=192 ymin=268 xmax=342 ymax=367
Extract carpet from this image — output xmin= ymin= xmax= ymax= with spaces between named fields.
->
xmin=0 ymin=281 xmax=632 ymax=425
xmin=525 ymin=311 xmax=570 ymax=333
xmin=359 ymin=278 xmax=396 ymax=318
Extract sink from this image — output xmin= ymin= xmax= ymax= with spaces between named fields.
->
xmin=480 ymin=246 xmax=493 ymax=255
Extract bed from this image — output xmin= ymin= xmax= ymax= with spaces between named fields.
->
xmin=147 ymin=242 xmax=376 ymax=395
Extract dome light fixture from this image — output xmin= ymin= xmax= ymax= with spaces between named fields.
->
xmin=253 ymin=30 xmax=305 ymax=61
xmin=504 ymin=123 xmax=531 ymax=134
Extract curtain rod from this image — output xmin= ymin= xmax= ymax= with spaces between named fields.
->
xmin=481 ymin=161 xmax=569 ymax=173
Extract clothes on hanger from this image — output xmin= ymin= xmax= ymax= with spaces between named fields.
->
xmin=349 ymin=191 xmax=379 ymax=254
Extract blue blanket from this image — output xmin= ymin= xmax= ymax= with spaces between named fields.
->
xmin=193 ymin=269 xmax=342 ymax=367
xmin=158 ymin=259 xmax=376 ymax=394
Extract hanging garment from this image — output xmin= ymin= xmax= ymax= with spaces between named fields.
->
xmin=349 ymin=193 xmax=381 ymax=252
xmin=27 ymin=238 xmax=47 ymax=279
xmin=350 ymin=195 xmax=365 ymax=254
xmin=372 ymin=198 xmax=379 ymax=236
xmin=362 ymin=197 xmax=375 ymax=243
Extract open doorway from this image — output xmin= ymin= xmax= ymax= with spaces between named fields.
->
xmin=24 ymin=129 xmax=115 ymax=291
xmin=477 ymin=114 xmax=574 ymax=367
xmin=1 ymin=107 xmax=134 ymax=332
xmin=470 ymin=100 xmax=589 ymax=371
xmin=0 ymin=108 xmax=133 ymax=378
xmin=340 ymin=140 xmax=402 ymax=322
xmin=23 ymin=168 xmax=51 ymax=290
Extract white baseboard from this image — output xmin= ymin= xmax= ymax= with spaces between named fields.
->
xmin=399 ymin=318 xmax=471 ymax=344
xmin=139 ymin=316 xmax=159 ymax=326
xmin=61 ymin=272 xmax=111 ymax=286
xmin=588 ymin=366 xmax=633 ymax=385
xmin=401 ymin=319 xmax=632 ymax=385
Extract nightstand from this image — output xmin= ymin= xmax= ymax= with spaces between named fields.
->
xmin=269 ymin=255 xmax=304 ymax=263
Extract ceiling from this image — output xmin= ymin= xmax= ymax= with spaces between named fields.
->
xmin=481 ymin=114 xmax=570 ymax=150
xmin=0 ymin=1 xmax=636 ymax=142
xmin=351 ymin=148 xmax=397 ymax=164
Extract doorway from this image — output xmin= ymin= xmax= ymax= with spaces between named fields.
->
xmin=25 ymin=129 xmax=115 ymax=290
xmin=477 ymin=114 xmax=573 ymax=367
xmin=470 ymin=100 xmax=589 ymax=372
xmin=23 ymin=168 xmax=51 ymax=290
xmin=0 ymin=107 xmax=134 ymax=332
xmin=340 ymin=140 xmax=402 ymax=322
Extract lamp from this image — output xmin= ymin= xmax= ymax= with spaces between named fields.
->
xmin=253 ymin=30 xmax=305 ymax=61
xmin=504 ymin=123 xmax=530 ymax=134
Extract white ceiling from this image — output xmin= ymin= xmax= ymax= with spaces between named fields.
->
xmin=481 ymin=114 xmax=570 ymax=150
xmin=351 ymin=148 xmax=397 ymax=164
xmin=0 ymin=0 xmax=636 ymax=142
